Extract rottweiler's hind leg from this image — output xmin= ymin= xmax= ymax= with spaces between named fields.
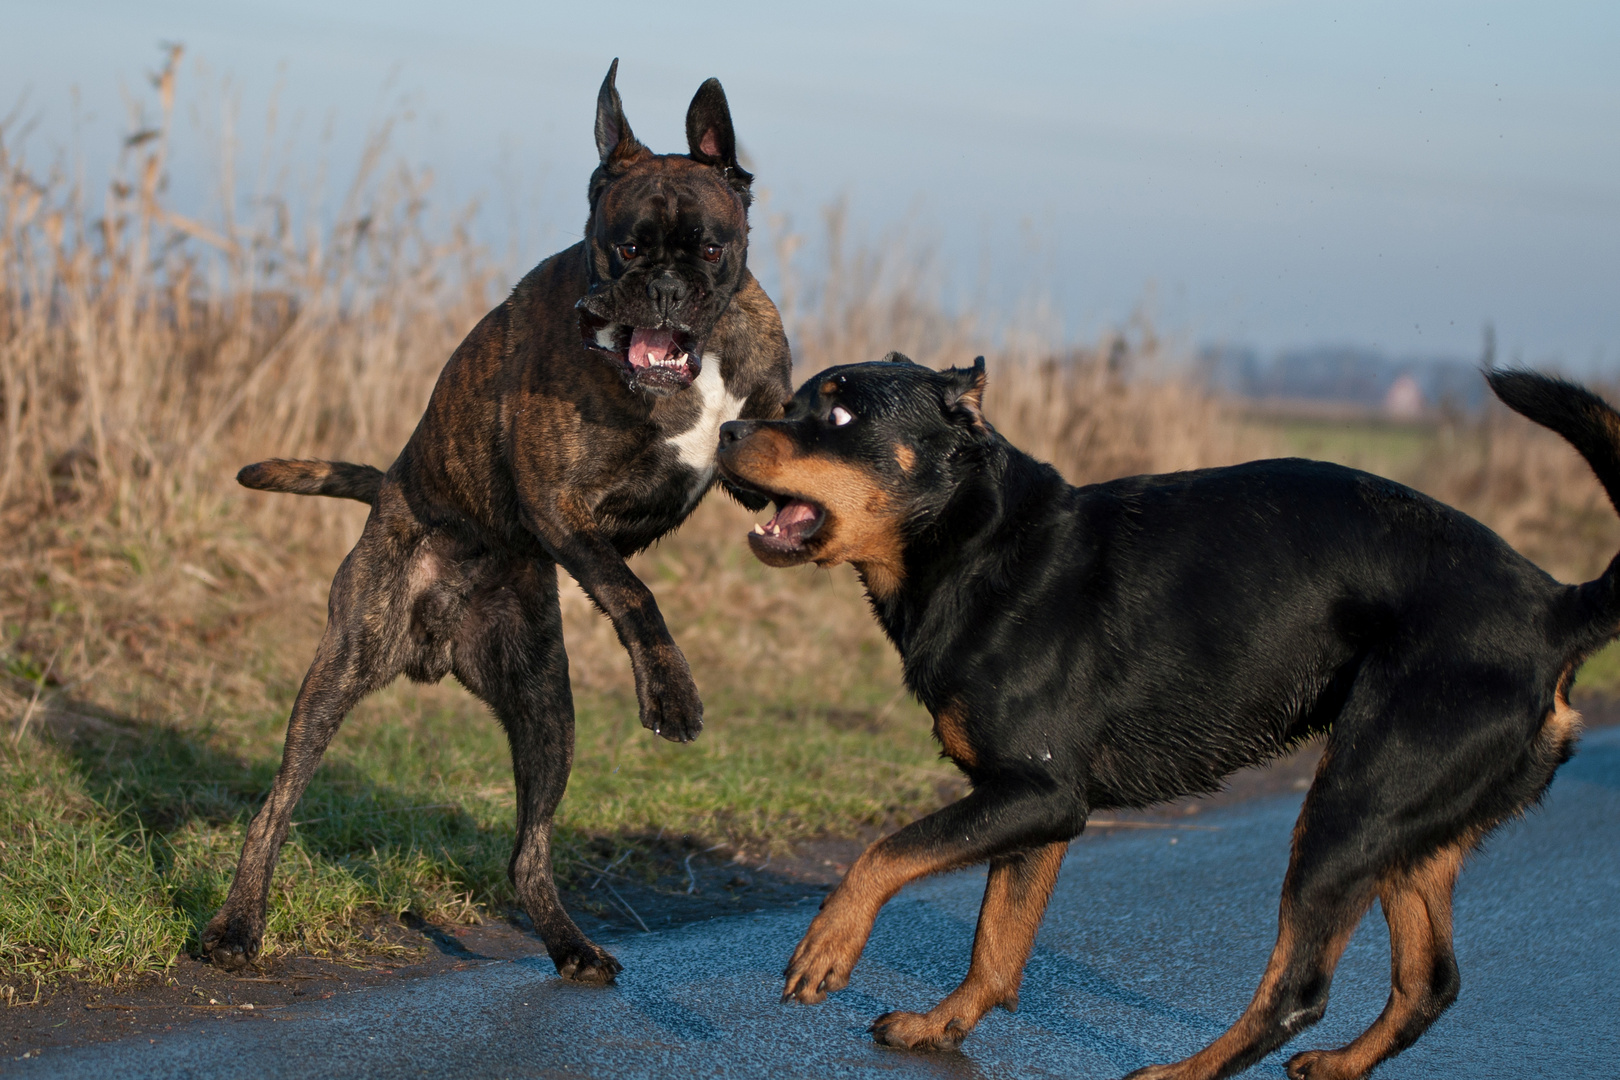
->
xmin=1283 ymin=837 xmax=1471 ymax=1080
xmin=1125 ymin=757 xmax=1382 ymax=1080
xmin=454 ymin=559 xmax=620 ymax=984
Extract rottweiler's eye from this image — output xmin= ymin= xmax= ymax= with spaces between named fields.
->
xmin=701 ymin=244 xmax=723 ymax=263
xmin=617 ymin=243 xmax=639 ymax=260
xmin=831 ymin=405 xmax=854 ymax=427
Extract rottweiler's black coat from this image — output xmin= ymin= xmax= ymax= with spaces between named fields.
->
xmin=201 ymin=63 xmax=791 ymax=983
xmin=716 ymin=355 xmax=1615 ymax=1080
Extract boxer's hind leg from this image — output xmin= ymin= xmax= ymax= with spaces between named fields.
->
xmin=203 ymin=529 xmax=420 ymax=969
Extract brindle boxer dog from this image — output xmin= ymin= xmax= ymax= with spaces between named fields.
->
xmin=201 ymin=61 xmax=791 ymax=982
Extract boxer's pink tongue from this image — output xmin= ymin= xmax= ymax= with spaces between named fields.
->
xmin=628 ymin=328 xmax=677 ymax=368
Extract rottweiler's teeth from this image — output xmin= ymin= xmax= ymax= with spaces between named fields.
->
xmin=751 ymin=523 xmax=765 ymax=535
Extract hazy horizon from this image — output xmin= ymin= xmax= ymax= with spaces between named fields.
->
xmin=6 ymin=0 xmax=1617 ymax=371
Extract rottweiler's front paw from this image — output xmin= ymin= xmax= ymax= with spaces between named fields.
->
xmin=870 ymin=1009 xmax=971 ymax=1051
xmin=554 ymin=941 xmax=623 ymax=985
xmin=1285 ymin=1049 xmax=1363 ymax=1080
xmin=634 ymin=647 xmax=703 ymax=743
xmin=200 ymin=909 xmax=263 ymax=972
xmin=781 ymin=911 xmax=864 ymax=1005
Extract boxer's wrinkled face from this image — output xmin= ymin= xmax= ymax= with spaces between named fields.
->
xmin=576 ymin=63 xmax=753 ymax=397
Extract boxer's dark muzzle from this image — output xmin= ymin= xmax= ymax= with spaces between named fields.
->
xmin=577 ymin=300 xmax=705 ymax=395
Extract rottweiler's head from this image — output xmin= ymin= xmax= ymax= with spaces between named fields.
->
xmin=716 ymin=353 xmax=991 ymax=598
xmin=576 ymin=60 xmax=754 ymax=398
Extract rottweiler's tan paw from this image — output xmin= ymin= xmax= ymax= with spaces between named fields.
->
xmin=781 ymin=916 xmax=861 ymax=1004
xmin=870 ymin=1009 xmax=970 ymax=1051
xmin=1286 ymin=1049 xmax=1366 ymax=1080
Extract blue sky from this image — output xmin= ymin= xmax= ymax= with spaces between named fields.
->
xmin=7 ymin=1 xmax=1618 ymax=366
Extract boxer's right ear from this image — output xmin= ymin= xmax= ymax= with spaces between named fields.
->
xmin=595 ymin=59 xmax=646 ymax=167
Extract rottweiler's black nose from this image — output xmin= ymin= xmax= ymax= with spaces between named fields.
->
xmin=718 ymin=419 xmax=755 ymax=450
xmin=649 ymin=273 xmax=689 ymax=318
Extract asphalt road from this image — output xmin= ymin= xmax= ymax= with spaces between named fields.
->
xmin=25 ymin=725 xmax=1620 ymax=1079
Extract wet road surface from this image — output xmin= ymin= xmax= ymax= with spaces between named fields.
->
xmin=24 ymin=725 xmax=1620 ymax=1079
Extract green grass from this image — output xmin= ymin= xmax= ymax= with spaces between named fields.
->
xmin=1245 ymin=414 xmax=1441 ymax=479
xmin=1573 ymin=640 xmax=1620 ymax=699
xmin=0 ymin=669 xmax=948 ymax=987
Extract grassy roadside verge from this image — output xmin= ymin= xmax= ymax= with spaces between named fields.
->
xmin=0 ymin=679 xmax=949 ymax=991
xmin=0 ymin=498 xmax=955 ymax=992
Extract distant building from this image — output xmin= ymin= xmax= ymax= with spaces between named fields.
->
xmin=1197 ymin=344 xmax=1485 ymax=412
xmin=1383 ymin=374 xmax=1425 ymax=419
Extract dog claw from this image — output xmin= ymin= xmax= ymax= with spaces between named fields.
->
xmin=200 ymin=916 xmax=263 ymax=972
xmin=554 ymin=945 xmax=622 ymax=985
xmin=870 ymin=1010 xmax=970 ymax=1051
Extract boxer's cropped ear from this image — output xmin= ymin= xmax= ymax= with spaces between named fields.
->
xmin=942 ymin=356 xmax=990 ymax=433
xmin=595 ymin=59 xmax=646 ymax=167
xmin=686 ymin=78 xmax=754 ymax=199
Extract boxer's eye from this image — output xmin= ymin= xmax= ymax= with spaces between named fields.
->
xmin=617 ymin=243 xmax=639 ymax=260
xmin=831 ymin=405 xmax=854 ymax=427
xmin=700 ymin=244 xmax=723 ymax=263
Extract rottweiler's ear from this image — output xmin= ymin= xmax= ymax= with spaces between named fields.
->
xmin=595 ymin=59 xmax=647 ymax=168
xmin=943 ymin=356 xmax=990 ymax=434
xmin=879 ymin=351 xmax=915 ymax=365
xmin=686 ymin=78 xmax=754 ymax=199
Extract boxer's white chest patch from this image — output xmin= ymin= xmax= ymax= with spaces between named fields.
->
xmin=666 ymin=355 xmax=745 ymax=476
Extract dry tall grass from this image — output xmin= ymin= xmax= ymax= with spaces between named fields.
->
xmin=0 ymin=56 xmax=1277 ymax=734
xmin=2 ymin=53 xmax=1614 ymax=737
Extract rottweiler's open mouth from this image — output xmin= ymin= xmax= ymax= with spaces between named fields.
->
xmin=748 ymin=496 xmax=826 ymax=557
xmin=579 ymin=311 xmax=700 ymax=392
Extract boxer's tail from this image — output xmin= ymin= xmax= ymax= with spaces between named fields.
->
xmin=236 ymin=459 xmax=383 ymax=505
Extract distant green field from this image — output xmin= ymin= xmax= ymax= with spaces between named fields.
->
xmin=1245 ymin=410 xmax=1620 ymax=699
xmin=1245 ymin=413 xmax=1440 ymax=479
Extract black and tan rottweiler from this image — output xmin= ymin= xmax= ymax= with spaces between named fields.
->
xmin=201 ymin=62 xmax=792 ymax=982
xmin=716 ymin=354 xmax=1615 ymax=1080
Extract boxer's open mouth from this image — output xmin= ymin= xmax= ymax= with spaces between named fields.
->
xmin=579 ymin=311 xmax=700 ymax=392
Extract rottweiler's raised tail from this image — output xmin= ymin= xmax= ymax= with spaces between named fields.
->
xmin=718 ymin=357 xmax=1616 ymax=1080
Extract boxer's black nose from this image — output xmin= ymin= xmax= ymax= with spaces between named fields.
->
xmin=649 ymin=273 xmax=689 ymax=318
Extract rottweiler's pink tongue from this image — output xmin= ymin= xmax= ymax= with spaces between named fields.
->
xmin=753 ymin=500 xmax=819 ymax=543
xmin=628 ymin=328 xmax=677 ymax=368
xmin=769 ymin=502 xmax=818 ymax=531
